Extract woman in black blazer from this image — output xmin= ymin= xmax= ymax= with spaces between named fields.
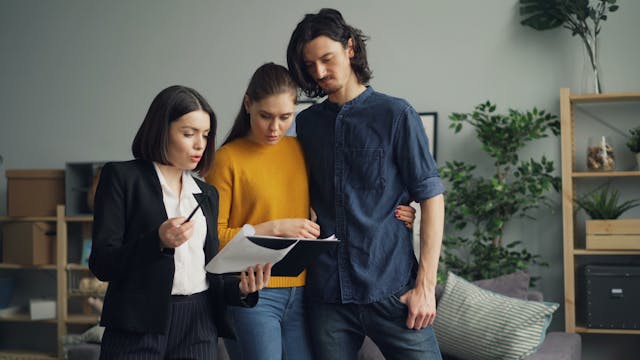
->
xmin=89 ymin=85 xmax=272 ymax=359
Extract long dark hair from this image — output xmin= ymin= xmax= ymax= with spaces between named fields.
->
xmin=223 ymin=63 xmax=297 ymax=146
xmin=131 ymin=85 xmax=217 ymax=175
xmin=287 ymin=8 xmax=372 ymax=98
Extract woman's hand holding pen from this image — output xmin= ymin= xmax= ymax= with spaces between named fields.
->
xmin=239 ymin=263 xmax=272 ymax=296
xmin=159 ymin=217 xmax=194 ymax=248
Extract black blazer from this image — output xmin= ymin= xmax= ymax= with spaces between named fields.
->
xmin=89 ymin=159 xmax=254 ymax=337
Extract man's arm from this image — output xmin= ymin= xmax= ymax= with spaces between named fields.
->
xmin=399 ymin=193 xmax=444 ymax=329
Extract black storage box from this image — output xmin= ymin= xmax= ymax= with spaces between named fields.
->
xmin=584 ymin=265 xmax=640 ymax=329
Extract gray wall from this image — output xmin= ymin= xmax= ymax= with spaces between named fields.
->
xmin=1 ymin=1 xmax=639 ymax=358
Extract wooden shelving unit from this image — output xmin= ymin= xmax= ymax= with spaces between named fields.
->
xmin=0 ymin=206 xmax=97 ymax=358
xmin=560 ymin=87 xmax=640 ymax=335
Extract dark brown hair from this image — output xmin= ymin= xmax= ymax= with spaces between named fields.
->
xmin=287 ymin=8 xmax=372 ymax=98
xmin=223 ymin=63 xmax=297 ymax=146
xmin=131 ymin=85 xmax=217 ymax=175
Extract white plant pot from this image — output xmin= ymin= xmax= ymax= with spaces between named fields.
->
xmin=636 ymin=153 xmax=640 ymax=170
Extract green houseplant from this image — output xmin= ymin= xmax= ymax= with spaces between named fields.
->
xmin=519 ymin=0 xmax=620 ymax=94
xmin=575 ymin=185 xmax=640 ymax=219
xmin=626 ymin=126 xmax=640 ymax=170
xmin=439 ymin=102 xmax=560 ymax=282
xmin=627 ymin=126 xmax=640 ymax=153
xmin=577 ymin=184 xmax=640 ymax=250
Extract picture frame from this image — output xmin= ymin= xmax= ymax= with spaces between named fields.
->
xmin=419 ymin=112 xmax=438 ymax=161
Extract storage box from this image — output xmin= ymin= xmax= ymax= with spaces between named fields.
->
xmin=65 ymin=162 xmax=105 ymax=216
xmin=6 ymin=169 xmax=65 ymax=217
xmin=1 ymin=222 xmax=56 ymax=265
xmin=584 ymin=265 xmax=640 ymax=329
xmin=586 ymin=219 xmax=640 ymax=250
xmin=29 ymin=299 xmax=56 ymax=320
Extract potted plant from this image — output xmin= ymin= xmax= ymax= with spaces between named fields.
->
xmin=626 ymin=126 xmax=640 ymax=169
xmin=575 ymin=184 xmax=640 ymax=250
xmin=575 ymin=185 xmax=640 ymax=220
xmin=519 ymin=0 xmax=620 ymax=94
xmin=439 ymin=101 xmax=560 ymax=284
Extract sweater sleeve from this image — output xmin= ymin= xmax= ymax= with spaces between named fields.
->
xmin=205 ymin=148 xmax=242 ymax=248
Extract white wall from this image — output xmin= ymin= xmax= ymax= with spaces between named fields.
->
xmin=1 ymin=1 xmax=639 ymax=358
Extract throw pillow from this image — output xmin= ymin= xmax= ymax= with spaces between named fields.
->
xmin=80 ymin=324 xmax=105 ymax=343
xmin=473 ymin=269 xmax=530 ymax=300
xmin=434 ymin=272 xmax=558 ymax=360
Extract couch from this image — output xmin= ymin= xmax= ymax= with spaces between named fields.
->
xmin=67 ymin=272 xmax=581 ymax=360
xmin=356 ymin=290 xmax=581 ymax=360
xmin=357 ymin=272 xmax=581 ymax=360
xmin=68 ymin=306 xmax=580 ymax=360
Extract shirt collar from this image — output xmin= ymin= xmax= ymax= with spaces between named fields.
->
xmin=152 ymin=162 xmax=202 ymax=196
xmin=323 ymin=86 xmax=374 ymax=112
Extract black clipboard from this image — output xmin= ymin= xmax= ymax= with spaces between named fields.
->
xmin=246 ymin=236 xmax=339 ymax=277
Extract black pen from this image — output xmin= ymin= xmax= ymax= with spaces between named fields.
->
xmin=182 ymin=203 xmax=201 ymax=224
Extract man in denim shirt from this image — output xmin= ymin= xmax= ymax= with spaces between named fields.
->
xmin=287 ymin=8 xmax=445 ymax=360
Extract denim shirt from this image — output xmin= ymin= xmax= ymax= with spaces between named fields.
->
xmin=296 ymin=87 xmax=444 ymax=304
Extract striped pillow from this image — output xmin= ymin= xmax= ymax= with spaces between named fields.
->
xmin=433 ymin=272 xmax=558 ymax=360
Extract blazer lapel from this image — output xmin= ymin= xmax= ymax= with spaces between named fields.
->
xmin=139 ymin=160 xmax=168 ymax=222
xmin=193 ymin=189 xmax=217 ymax=259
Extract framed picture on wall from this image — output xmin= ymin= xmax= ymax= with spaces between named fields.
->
xmin=419 ymin=112 xmax=438 ymax=161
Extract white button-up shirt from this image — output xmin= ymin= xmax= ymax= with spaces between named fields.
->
xmin=153 ymin=163 xmax=208 ymax=295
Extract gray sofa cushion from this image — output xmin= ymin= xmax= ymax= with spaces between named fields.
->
xmin=523 ymin=332 xmax=581 ymax=360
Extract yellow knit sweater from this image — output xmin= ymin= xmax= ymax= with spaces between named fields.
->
xmin=206 ymin=136 xmax=309 ymax=288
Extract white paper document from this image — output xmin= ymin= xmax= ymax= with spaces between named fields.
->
xmin=205 ymin=224 xmax=339 ymax=276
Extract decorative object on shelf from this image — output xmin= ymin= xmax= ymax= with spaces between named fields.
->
xmin=576 ymin=184 xmax=640 ymax=250
xmin=78 ymin=277 xmax=108 ymax=295
xmin=586 ymin=135 xmax=615 ymax=171
xmin=625 ymin=125 xmax=640 ymax=169
xmin=574 ymin=184 xmax=640 ymax=220
xmin=439 ymin=101 xmax=560 ymax=283
xmin=80 ymin=239 xmax=92 ymax=266
xmin=519 ymin=0 xmax=620 ymax=94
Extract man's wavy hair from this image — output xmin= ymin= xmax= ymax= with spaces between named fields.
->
xmin=287 ymin=8 xmax=372 ymax=98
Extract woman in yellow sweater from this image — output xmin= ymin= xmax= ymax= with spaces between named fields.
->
xmin=206 ymin=63 xmax=415 ymax=360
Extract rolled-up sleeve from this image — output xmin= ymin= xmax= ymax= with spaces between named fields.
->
xmin=394 ymin=105 xmax=444 ymax=202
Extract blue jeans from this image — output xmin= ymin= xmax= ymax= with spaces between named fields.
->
xmin=225 ymin=287 xmax=312 ymax=360
xmin=307 ymin=292 xmax=442 ymax=360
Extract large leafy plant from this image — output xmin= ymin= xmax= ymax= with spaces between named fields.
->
xmin=440 ymin=102 xmax=561 ymax=282
xmin=519 ymin=0 xmax=620 ymax=94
